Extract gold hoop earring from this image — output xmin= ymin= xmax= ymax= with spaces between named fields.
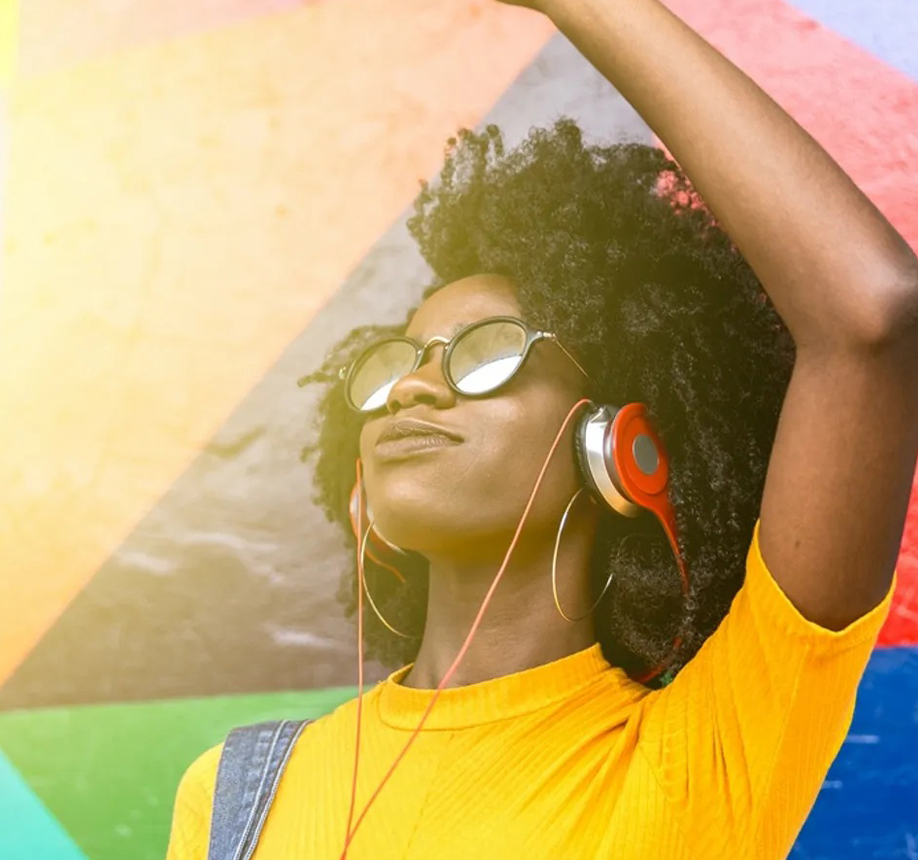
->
xmin=552 ymin=488 xmax=615 ymax=622
xmin=360 ymin=520 xmax=413 ymax=638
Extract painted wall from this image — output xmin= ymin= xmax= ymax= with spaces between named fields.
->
xmin=0 ymin=2 xmax=915 ymax=858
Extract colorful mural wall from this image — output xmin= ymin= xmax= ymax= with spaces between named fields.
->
xmin=0 ymin=1 xmax=916 ymax=858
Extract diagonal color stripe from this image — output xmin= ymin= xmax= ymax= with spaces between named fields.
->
xmin=796 ymin=645 xmax=918 ymax=855
xmin=0 ymin=747 xmax=88 ymax=860
xmin=0 ymin=647 xmax=915 ymax=858
xmin=0 ymin=1 xmax=555 ymax=688
xmin=0 ymin=31 xmax=652 ymax=710
xmin=785 ymin=0 xmax=918 ymax=84
xmin=0 ymin=688 xmax=358 ymax=860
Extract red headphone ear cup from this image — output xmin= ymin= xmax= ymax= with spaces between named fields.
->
xmin=610 ymin=403 xmax=669 ymax=502
xmin=575 ymin=403 xmax=642 ymax=517
xmin=575 ymin=402 xmax=671 ymax=515
xmin=577 ymin=402 xmax=683 ymax=571
xmin=582 ymin=404 xmax=689 ymax=681
xmin=609 ymin=404 xmax=684 ymax=593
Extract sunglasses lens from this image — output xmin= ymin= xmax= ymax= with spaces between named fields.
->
xmin=349 ymin=340 xmax=417 ymax=411
xmin=450 ymin=320 xmax=528 ymax=395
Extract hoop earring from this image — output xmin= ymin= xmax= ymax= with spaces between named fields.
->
xmin=360 ymin=519 xmax=413 ymax=639
xmin=552 ymin=488 xmax=615 ymax=622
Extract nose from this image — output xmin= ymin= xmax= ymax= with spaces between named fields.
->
xmin=386 ymin=346 xmax=456 ymax=414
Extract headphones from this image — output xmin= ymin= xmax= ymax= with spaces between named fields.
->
xmin=573 ymin=401 xmax=684 ymax=585
xmin=338 ymin=402 xmax=688 ymax=854
xmin=349 ymin=401 xmax=685 ymax=592
xmin=349 ymin=401 xmax=688 ymax=694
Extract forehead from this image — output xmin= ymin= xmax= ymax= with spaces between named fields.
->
xmin=405 ymin=274 xmax=522 ymax=340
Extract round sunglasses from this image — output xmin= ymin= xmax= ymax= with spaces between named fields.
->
xmin=333 ymin=316 xmax=589 ymax=414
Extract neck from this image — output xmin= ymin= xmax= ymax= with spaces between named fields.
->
xmin=400 ymin=510 xmax=600 ymax=689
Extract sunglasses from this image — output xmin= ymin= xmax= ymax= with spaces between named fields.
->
xmin=334 ymin=315 xmax=589 ymax=414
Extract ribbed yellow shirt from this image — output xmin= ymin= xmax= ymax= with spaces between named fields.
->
xmin=166 ymin=519 xmax=893 ymax=859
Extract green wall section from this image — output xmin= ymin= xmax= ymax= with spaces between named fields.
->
xmin=0 ymin=747 xmax=88 ymax=860
xmin=0 ymin=686 xmax=357 ymax=860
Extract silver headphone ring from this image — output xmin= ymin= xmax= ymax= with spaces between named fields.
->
xmin=578 ymin=405 xmax=642 ymax=518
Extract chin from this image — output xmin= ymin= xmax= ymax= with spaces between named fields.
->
xmin=366 ymin=467 xmax=441 ymax=527
xmin=364 ymin=462 xmax=498 ymax=553
xmin=371 ymin=507 xmax=451 ymax=554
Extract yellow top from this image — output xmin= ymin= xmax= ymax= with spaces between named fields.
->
xmin=165 ymin=520 xmax=894 ymax=860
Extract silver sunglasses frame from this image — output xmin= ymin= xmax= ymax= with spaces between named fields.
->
xmin=329 ymin=316 xmax=589 ymax=413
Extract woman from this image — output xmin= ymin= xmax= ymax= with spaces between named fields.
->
xmin=166 ymin=0 xmax=918 ymax=858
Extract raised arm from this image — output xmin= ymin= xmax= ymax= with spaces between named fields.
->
xmin=505 ymin=0 xmax=918 ymax=628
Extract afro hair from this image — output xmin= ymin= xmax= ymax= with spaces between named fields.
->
xmin=299 ymin=118 xmax=795 ymax=686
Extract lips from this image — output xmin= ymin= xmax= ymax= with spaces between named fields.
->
xmin=375 ymin=418 xmax=463 ymax=459
xmin=377 ymin=418 xmax=463 ymax=445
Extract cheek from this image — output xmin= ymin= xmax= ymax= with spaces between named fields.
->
xmin=358 ymin=392 xmax=585 ymax=540
xmin=469 ymin=404 xmax=585 ymax=518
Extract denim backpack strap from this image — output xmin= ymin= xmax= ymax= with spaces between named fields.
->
xmin=207 ymin=718 xmax=312 ymax=860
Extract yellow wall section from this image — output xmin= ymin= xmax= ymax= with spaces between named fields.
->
xmin=18 ymin=0 xmax=302 ymax=76
xmin=0 ymin=0 xmax=16 ymax=86
xmin=0 ymin=0 xmax=555 ymax=686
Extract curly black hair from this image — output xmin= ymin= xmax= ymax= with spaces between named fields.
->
xmin=299 ymin=118 xmax=795 ymax=686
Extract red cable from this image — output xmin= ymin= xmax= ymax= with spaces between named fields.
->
xmin=340 ymin=459 xmax=366 ymax=857
xmin=341 ymin=399 xmax=690 ymax=854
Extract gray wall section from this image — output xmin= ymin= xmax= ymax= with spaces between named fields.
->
xmin=0 ymin=34 xmax=652 ymax=708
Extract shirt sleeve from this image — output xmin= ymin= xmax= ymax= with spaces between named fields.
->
xmin=164 ymin=744 xmax=223 ymax=860
xmin=637 ymin=518 xmax=895 ymax=859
